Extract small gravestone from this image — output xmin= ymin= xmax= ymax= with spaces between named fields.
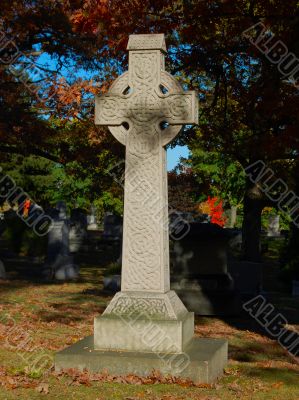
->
xmin=171 ymin=222 xmax=240 ymax=315
xmin=0 ymin=260 xmax=6 ymax=279
xmin=292 ymin=281 xmax=299 ymax=296
xmin=55 ymin=33 xmax=227 ymax=384
xmin=229 ymin=261 xmax=263 ymax=296
xmin=228 ymin=229 xmax=242 ymax=251
xmin=87 ymin=205 xmax=98 ymax=231
xmin=102 ymin=214 xmax=123 ymax=240
xmin=69 ymin=208 xmax=87 ymax=253
xmin=43 ymin=202 xmax=78 ymax=280
xmin=267 ymin=215 xmax=280 ymax=237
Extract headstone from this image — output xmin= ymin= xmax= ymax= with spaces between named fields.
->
xmin=103 ymin=275 xmax=121 ymax=292
xmin=102 ymin=214 xmax=123 ymax=240
xmin=55 ymin=33 xmax=227 ymax=384
xmin=228 ymin=229 xmax=242 ymax=251
xmin=171 ymin=222 xmax=240 ymax=315
xmin=0 ymin=260 xmax=6 ymax=279
xmin=229 ymin=261 xmax=263 ymax=296
xmin=267 ymin=215 xmax=280 ymax=237
xmin=69 ymin=208 xmax=87 ymax=253
xmin=292 ymin=280 xmax=299 ymax=296
xmin=87 ymin=205 xmax=98 ymax=230
xmin=43 ymin=202 xmax=79 ymax=280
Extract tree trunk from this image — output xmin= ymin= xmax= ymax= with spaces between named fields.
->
xmin=242 ymin=178 xmax=264 ymax=262
xmin=229 ymin=205 xmax=237 ymax=228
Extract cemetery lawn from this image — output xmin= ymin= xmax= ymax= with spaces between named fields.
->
xmin=0 ymin=265 xmax=298 ymax=400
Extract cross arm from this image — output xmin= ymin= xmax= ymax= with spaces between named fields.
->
xmin=95 ymin=95 xmax=127 ymax=126
xmin=164 ymin=91 xmax=198 ymax=125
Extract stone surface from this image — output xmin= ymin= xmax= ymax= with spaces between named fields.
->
xmin=55 ymin=336 xmax=228 ymax=384
xmin=0 ymin=260 xmax=6 ymax=279
xmin=87 ymin=205 xmax=98 ymax=231
xmin=95 ymin=33 xmax=198 ymax=293
xmin=103 ymin=275 xmax=121 ymax=291
xmin=55 ymin=33 xmax=227 ymax=384
xmin=69 ymin=208 xmax=87 ymax=253
xmin=267 ymin=215 xmax=280 ymax=237
xmin=43 ymin=202 xmax=78 ymax=280
xmin=292 ymin=280 xmax=299 ymax=296
xmin=171 ymin=222 xmax=240 ymax=316
xmin=94 ymin=291 xmax=194 ymax=353
xmin=102 ymin=214 xmax=123 ymax=240
xmin=229 ymin=261 xmax=263 ymax=296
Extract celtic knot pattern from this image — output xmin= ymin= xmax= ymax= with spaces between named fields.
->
xmin=95 ymin=34 xmax=198 ymax=293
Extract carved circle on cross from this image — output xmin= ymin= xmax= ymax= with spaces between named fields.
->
xmin=108 ymin=71 xmax=183 ymax=149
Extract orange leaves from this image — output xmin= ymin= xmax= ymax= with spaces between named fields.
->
xmin=0 ymin=366 xmax=39 ymax=391
xmin=54 ymin=368 xmax=214 ymax=388
xmin=198 ymin=196 xmax=227 ymax=227
xmin=69 ymin=0 xmax=110 ymax=35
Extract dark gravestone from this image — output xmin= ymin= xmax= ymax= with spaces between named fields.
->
xmin=228 ymin=261 xmax=263 ymax=296
xmin=292 ymin=280 xmax=299 ymax=297
xmin=43 ymin=202 xmax=78 ymax=280
xmin=0 ymin=259 xmax=6 ymax=279
xmin=0 ymin=214 xmax=6 ymax=278
xmin=170 ymin=222 xmax=241 ymax=316
xmin=69 ymin=208 xmax=87 ymax=253
xmin=102 ymin=214 xmax=123 ymax=240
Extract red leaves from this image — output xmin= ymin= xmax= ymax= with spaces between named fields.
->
xmin=200 ymin=196 xmax=227 ymax=227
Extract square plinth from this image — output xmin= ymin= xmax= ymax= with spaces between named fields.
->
xmin=55 ymin=336 xmax=228 ymax=384
xmin=94 ymin=312 xmax=194 ymax=353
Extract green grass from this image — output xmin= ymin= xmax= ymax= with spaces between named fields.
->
xmin=0 ymin=264 xmax=298 ymax=400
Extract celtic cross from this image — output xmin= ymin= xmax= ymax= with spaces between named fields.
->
xmin=95 ymin=34 xmax=198 ymax=294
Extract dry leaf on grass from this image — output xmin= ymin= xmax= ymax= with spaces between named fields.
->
xmin=36 ymin=383 xmax=49 ymax=394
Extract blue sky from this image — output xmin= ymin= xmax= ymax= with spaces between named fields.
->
xmin=167 ymin=146 xmax=189 ymax=170
xmin=33 ymin=53 xmax=188 ymax=170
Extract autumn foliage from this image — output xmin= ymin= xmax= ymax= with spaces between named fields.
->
xmin=199 ymin=196 xmax=227 ymax=227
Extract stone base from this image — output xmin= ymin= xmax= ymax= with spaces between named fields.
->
xmin=55 ymin=336 xmax=228 ymax=384
xmin=94 ymin=311 xmax=194 ymax=353
xmin=94 ymin=290 xmax=194 ymax=353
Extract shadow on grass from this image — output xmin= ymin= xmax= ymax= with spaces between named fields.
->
xmin=241 ymin=365 xmax=299 ymax=385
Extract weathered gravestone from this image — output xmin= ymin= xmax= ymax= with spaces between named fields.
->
xmin=87 ymin=205 xmax=98 ymax=231
xmin=292 ymin=280 xmax=299 ymax=296
xmin=69 ymin=208 xmax=87 ymax=253
xmin=102 ymin=213 xmax=123 ymax=240
xmin=267 ymin=215 xmax=280 ymax=237
xmin=171 ymin=222 xmax=241 ymax=315
xmin=43 ymin=202 xmax=78 ymax=280
xmin=0 ymin=216 xmax=6 ymax=279
xmin=55 ymin=34 xmax=227 ymax=383
xmin=0 ymin=259 xmax=6 ymax=279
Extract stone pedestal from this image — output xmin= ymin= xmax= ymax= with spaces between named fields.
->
xmin=94 ymin=291 xmax=194 ymax=353
xmin=55 ymin=336 xmax=228 ymax=384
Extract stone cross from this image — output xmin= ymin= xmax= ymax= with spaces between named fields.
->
xmin=95 ymin=34 xmax=198 ymax=294
xmin=55 ymin=35 xmax=227 ymax=383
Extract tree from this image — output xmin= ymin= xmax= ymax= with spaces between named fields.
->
xmin=1 ymin=0 xmax=299 ymax=262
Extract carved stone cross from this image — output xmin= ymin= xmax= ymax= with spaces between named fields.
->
xmin=55 ymin=35 xmax=227 ymax=382
xmin=95 ymin=34 xmax=198 ymax=295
